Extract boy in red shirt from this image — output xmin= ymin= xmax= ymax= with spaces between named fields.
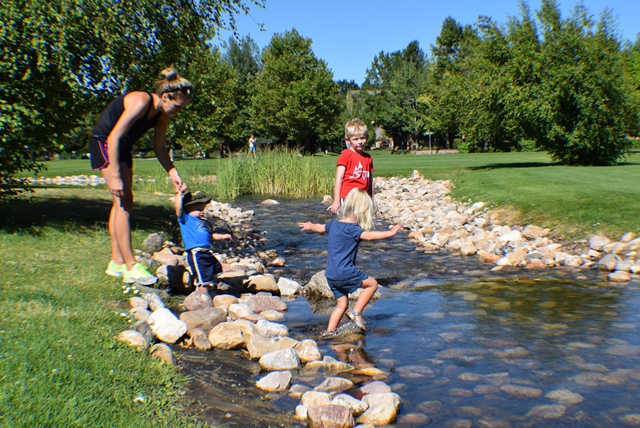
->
xmin=328 ymin=119 xmax=374 ymax=214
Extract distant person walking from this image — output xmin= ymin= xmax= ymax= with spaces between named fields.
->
xmin=90 ymin=67 xmax=192 ymax=285
xmin=249 ymin=135 xmax=257 ymax=158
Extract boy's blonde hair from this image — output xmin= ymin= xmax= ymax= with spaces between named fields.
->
xmin=345 ymin=119 xmax=368 ymax=139
xmin=339 ymin=188 xmax=374 ymax=231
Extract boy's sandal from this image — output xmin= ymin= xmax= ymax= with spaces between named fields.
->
xmin=347 ymin=310 xmax=367 ymax=331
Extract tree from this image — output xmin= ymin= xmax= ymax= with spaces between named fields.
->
xmin=249 ymin=29 xmax=342 ymax=152
xmin=534 ymin=0 xmax=638 ymax=165
xmin=363 ymin=41 xmax=431 ymax=152
xmin=429 ymin=18 xmax=477 ymax=147
xmin=0 ymin=0 xmax=264 ymax=195
xmin=170 ymin=46 xmax=237 ymax=157
xmin=220 ymin=35 xmax=262 ymax=149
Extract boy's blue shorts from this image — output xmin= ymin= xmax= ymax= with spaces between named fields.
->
xmin=186 ymin=249 xmax=223 ymax=287
xmin=327 ymin=271 xmax=369 ymax=299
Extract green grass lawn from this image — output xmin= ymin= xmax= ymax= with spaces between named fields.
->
xmin=33 ymin=149 xmax=640 ymax=239
xmin=0 ymin=189 xmax=201 ymax=427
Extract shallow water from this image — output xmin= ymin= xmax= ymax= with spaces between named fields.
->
xmin=182 ymin=197 xmax=640 ymax=427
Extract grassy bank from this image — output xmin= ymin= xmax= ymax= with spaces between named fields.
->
xmin=29 ymin=150 xmax=640 ymax=239
xmin=0 ymin=189 xmax=200 ymax=427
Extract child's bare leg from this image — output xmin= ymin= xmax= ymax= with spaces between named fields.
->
xmin=353 ymin=277 xmax=378 ymax=321
xmin=327 ymin=296 xmax=348 ymax=332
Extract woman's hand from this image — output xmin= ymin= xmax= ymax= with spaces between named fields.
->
xmin=108 ymin=176 xmax=124 ymax=198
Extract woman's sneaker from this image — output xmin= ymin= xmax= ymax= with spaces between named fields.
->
xmin=122 ymin=263 xmax=157 ymax=285
xmin=105 ymin=260 xmax=126 ymax=277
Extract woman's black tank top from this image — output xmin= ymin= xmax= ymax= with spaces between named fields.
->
xmin=92 ymin=92 xmax=161 ymax=152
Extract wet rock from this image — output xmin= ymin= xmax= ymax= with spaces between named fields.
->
xmin=458 ymin=407 xmax=483 ymax=417
xmin=179 ymin=307 xmax=226 ymax=334
xmin=303 ymin=270 xmax=334 ymax=299
xmin=295 ymin=339 xmax=322 ymax=363
xmin=277 ymin=277 xmax=302 ymax=296
xmin=324 ymin=356 xmax=355 ymax=374
xmin=289 ymin=384 xmax=312 ymax=399
xmin=525 ymin=404 xmax=566 ymax=418
xmin=449 ymin=388 xmax=474 ymax=397
xmin=183 ymin=290 xmax=212 ymax=311
xmin=295 ymin=404 xmax=308 ymax=420
xmin=358 ymin=393 xmax=401 ymax=425
xmin=619 ymin=413 xmax=640 ymax=426
xmin=361 ymin=392 xmax=401 ymax=409
xmin=416 ymin=401 xmax=443 ymax=414
xmin=259 ymin=348 xmax=301 ymax=370
xmin=606 ymin=345 xmax=640 ymax=356
xmin=500 ymin=384 xmax=542 ymax=399
xmin=244 ymin=274 xmax=279 ymax=293
xmin=260 ymin=310 xmax=285 ymax=321
xmin=608 ymin=271 xmax=631 ymax=282
xmin=476 ymin=418 xmax=513 ymax=428
xmin=397 ymin=413 xmax=431 ymax=427
xmin=245 ymin=293 xmax=287 ymax=313
xmin=545 ymin=389 xmax=584 ymax=406
xmin=149 ymin=343 xmax=176 ymax=365
xmin=332 ymin=394 xmax=368 ymax=416
xmin=443 ymin=420 xmax=472 ymax=428
xmin=360 ymin=380 xmax=392 ymax=394
xmin=474 ymin=385 xmax=500 ymax=395
xmin=142 ymin=232 xmax=164 ymax=253
xmin=188 ymin=328 xmax=212 ymax=350
xmin=247 ymin=335 xmax=298 ymax=359
xmin=395 ymin=365 xmax=435 ymax=378
xmin=148 ymin=308 xmax=187 ymax=344
xmin=117 ymin=330 xmax=147 ymax=350
xmin=314 ymin=377 xmax=354 ymax=394
xmin=208 ymin=322 xmax=245 ymax=350
xmin=256 ymin=370 xmax=292 ymax=392
xmin=256 ymin=319 xmax=289 ymax=337
xmin=301 ymin=391 xmax=333 ymax=408
xmin=260 ymin=199 xmax=280 ymax=205
xmin=268 ymin=257 xmax=286 ymax=267
xmin=307 ymin=404 xmax=354 ymax=428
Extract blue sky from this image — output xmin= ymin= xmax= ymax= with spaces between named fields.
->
xmin=215 ymin=0 xmax=640 ymax=84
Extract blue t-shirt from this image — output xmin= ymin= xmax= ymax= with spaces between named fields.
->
xmin=324 ymin=218 xmax=365 ymax=281
xmin=178 ymin=213 xmax=211 ymax=250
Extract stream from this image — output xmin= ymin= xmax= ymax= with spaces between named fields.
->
xmin=180 ymin=197 xmax=640 ymax=427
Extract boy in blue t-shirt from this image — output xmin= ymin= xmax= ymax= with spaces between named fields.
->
xmin=175 ymin=190 xmax=232 ymax=296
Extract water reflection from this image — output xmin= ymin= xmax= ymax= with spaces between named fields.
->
xmin=181 ymin=197 xmax=640 ymax=427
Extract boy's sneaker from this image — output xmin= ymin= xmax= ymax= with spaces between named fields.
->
xmin=122 ymin=263 xmax=157 ymax=285
xmin=105 ymin=260 xmax=126 ymax=277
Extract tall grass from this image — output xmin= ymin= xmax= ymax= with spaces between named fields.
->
xmin=216 ymin=148 xmax=334 ymax=199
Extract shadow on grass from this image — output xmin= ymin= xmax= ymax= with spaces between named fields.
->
xmin=0 ymin=194 xmax=173 ymax=234
xmin=467 ymin=161 xmax=556 ymax=171
xmin=469 ymin=160 xmax=639 ymax=170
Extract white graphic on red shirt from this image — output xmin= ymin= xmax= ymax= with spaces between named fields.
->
xmin=350 ymin=162 xmax=370 ymax=180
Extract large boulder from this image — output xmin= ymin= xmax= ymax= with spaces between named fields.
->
xmin=148 ymin=308 xmax=187 ymax=344
xmin=179 ymin=307 xmax=226 ymax=334
xmin=303 ymin=271 xmax=334 ymax=299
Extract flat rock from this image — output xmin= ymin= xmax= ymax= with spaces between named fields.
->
xmin=360 ymin=380 xmax=392 ymax=394
xmin=525 ymin=404 xmax=566 ymax=418
xmin=313 ymin=377 xmax=354 ymax=394
xmin=256 ymin=319 xmax=289 ymax=337
xmin=256 ymin=371 xmax=292 ymax=392
xmin=247 ymin=335 xmax=299 ymax=359
xmin=545 ymin=389 xmax=584 ymax=406
xmin=307 ymin=404 xmax=354 ymax=428
xmin=179 ymin=307 xmax=226 ymax=334
xmin=259 ymin=348 xmax=301 ymax=371
xmin=500 ymin=384 xmax=542 ymax=399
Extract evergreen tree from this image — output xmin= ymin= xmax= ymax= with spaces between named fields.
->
xmin=249 ymin=29 xmax=341 ymax=152
xmin=363 ymin=41 xmax=431 ymax=152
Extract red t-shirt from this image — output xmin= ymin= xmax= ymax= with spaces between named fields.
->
xmin=337 ymin=149 xmax=374 ymax=199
